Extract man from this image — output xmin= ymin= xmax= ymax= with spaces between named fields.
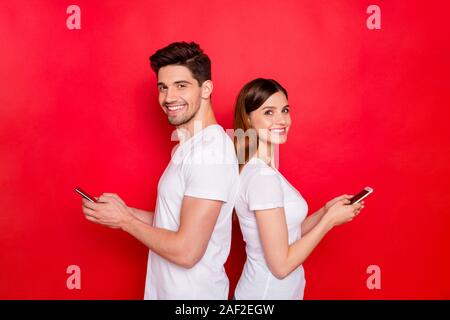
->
xmin=82 ymin=42 xmax=239 ymax=299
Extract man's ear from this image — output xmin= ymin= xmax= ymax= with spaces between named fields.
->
xmin=201 ymin=80 xmax=213 ymax=99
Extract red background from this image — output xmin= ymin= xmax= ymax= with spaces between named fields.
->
xmin=1 ymin=0 xmax=449 ymax=299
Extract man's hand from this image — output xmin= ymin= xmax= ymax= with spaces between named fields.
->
xmin=82 ymin=193 xmax=134 ymax=230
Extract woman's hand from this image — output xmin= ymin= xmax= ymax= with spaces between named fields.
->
xmin=322 ymin=195 xmax=365 ymax=228
xmin=325 ymin=194 xmax=354 ymax=212
xmin=82 ymin=193 xmax=134 ymax=230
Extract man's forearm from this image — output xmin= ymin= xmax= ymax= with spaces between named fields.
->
xmin=301 ymin=206 xmax=326 ymax=236
xmin=121 ymin=215 xmax=192 ymax=268
xmin=130 ymin=207 xmax=154 ymax=225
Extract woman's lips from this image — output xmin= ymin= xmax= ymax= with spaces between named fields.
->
xmin=270 ymin=127 xmax=287 ymax=134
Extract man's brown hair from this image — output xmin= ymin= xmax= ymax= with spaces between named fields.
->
xmin=149 ymin=41 xmax=211 ymax=86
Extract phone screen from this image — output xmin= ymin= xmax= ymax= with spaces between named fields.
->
xmin=74 ymin=187 xmax=97 ymax=202
xmin=349 ymin=187 xmax=373 ymax=204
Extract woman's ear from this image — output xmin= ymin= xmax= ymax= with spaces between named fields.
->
xmin=201 ymin=80 xmax=213 ymax=99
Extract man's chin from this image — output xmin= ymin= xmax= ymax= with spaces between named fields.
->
xmin=167 ymin=110 xmax=198 ymax=127
xmin=167 ymin=116 xmax=187 ymax=126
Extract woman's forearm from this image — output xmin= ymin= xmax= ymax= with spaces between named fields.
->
xmin=277 ymin=218 xmax=333 ymax=279
xmin=301 ymin=206 xmax=326 ymax=236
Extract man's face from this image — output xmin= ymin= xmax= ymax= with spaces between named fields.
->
xmin=157 ymin=65 xmax=203 ymax=127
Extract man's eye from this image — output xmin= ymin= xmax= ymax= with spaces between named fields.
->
xmin=176 ymin=84 xmax=186 ymax=89
xmin=158 ymin=87 xmax=167 ymax=92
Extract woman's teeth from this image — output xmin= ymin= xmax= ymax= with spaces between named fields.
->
xmin=271 ymin=128 xmax=286 ymax=133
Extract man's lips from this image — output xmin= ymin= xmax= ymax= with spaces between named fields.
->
xmin=165 ymin=103 xmax=187 ymax=116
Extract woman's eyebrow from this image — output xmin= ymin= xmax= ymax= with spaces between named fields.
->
xmin=262 ymin=105 xmax=289 ymax=110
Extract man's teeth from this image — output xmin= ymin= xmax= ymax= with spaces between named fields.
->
xmin=167 ymin=104 xmax=185 ymax=111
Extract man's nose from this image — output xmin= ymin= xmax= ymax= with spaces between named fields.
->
xmin=164 ymin=87 xmax=178 ymax=103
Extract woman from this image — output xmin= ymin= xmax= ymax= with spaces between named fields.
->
xmin=232 ymin=78 xmax=365 ymax=300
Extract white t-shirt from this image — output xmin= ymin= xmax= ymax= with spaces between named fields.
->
xmin=234 ymin=157 xmax=308 ymax=300
xmin=144 ymin=124 xmax=239 ymax=300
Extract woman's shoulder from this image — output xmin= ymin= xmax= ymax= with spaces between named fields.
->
xmin=241 ymin=158 xmax=282 ymax=186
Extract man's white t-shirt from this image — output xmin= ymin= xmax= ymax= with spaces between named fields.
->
xmin=144 ymin=124 xmax=239 ymax=300
xmin=234 ymin=157 xmax=308 ymax=300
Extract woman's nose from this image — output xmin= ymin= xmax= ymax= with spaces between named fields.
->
xmin=274 ymin=113 xmax=287 ymax=125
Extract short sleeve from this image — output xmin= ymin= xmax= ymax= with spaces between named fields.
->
xmin=182 ymin=137 xmax=238 ymax=202
xmin=247 ymin=169 xmax=284 ymax=211
xmin=184 ymin=162 xmax=237 ymax=202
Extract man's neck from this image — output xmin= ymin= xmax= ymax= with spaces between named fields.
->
xmin=176 ymin=101 xmax=218 ymax=143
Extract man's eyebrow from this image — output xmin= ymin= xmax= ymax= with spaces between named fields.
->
xmin=157 ymin=80 xmax=192 ymax=86
xmin=173 ymin=80 xmax=192 ymax=85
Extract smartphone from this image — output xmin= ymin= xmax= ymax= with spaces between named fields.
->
xmin=349 ymin=186 xmax=373 ymax=204
xmin=74 ymin=187 xmax=97 ymax=203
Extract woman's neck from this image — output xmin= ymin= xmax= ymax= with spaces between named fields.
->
xmin=256 ymin=140 xmax=276 ymax=169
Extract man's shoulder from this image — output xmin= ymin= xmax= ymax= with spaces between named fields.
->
xmin=195 ymin=124 xmax=230 ymax=146
xmin=191 ymin=125 xmax=236 ymax=157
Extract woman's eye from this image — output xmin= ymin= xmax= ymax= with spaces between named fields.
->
xmin=282 ymin=108 xmax=290 ymax=113
xmin=264 ymin=110 xmax=273 ymax=115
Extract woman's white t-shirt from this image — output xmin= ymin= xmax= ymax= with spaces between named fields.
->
xmin=234 ymin=157 xmax=308 ymax=300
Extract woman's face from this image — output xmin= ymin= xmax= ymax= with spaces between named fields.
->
xmin=248 ymin=91 xmax=291 ymax=145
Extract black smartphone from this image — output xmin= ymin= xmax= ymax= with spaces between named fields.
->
xmin=349 ymin=186 xmax=373 ymax=204
xmin=74 ymin=187 xmax=97 ymax=203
